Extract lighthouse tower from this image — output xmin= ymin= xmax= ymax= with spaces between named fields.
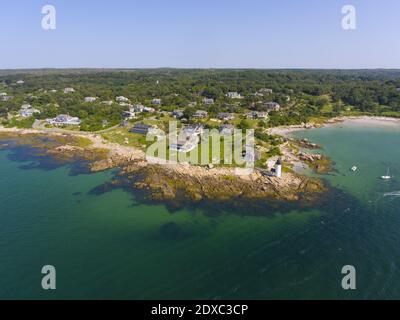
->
xmin=275 ymin=158 xmax=282 ymax=178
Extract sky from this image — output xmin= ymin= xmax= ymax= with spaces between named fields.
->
xmin=0 ymin=0 xmax=399 ymax=69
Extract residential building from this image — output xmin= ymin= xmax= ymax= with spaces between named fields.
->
xmin=64 ymin=87 xmax=75 ymax=94
xmin=203 ymin=98 xmax=214 ymax=105
xmin=131 ymin=104 xmax=145 ymax=112
xmin=1 ymin=95 xmax=13 ymax=102
xmin=246 ymin=111 xmax=269 ymax=119
xmin=47 ymin=114 xmax=81 ymax=126
xmin=169 ymin=135 xmax=199 ymax=153
xmin=16 ymin=80 xmax=25 ymax=85
xmin=217 ymin=112 xmax=235 ymax=121
xmin=219 ymin=124 xmax=235 ymax=136
xmin=84 ymin=97 xmax=97 ymax=103
xmin=0 ymin=92 xmax=7 ymax=96
xmin=152 ymin=98 xmax=162 ymax=105
xmin=188 ymin=102 xmax=197 ymax=107
xmin=182 ymin=123 xmax=204 ymax=137
xmin=262 ymin=102 xmax=281 ymax=112
xmin=101 ymin=100 xmax=114 ymax=106
xmin=226 ymin=92 xmax=243 ymax=99
xmin=143 ymin=106 xmax=156 ymax=113
xmin=122 ymin=110 xmax=136 ymax=120
xmin=130 ymin=123 xmax=156 ymax=135
xmin=19 ymin=107 xmax=40 ymax=118
xmin=116 ymin=96 xmax=129 ymax=102
xmin=172 ymin=110 xmax=184 ymax=118
xmin=258 ymin=88 xmax=273 ymax=94
xmin=193 ymin=110 xmax=208 ymax=119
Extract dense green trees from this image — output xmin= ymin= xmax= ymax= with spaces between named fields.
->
xmin=1 ymin=69 xmax=400 ymax=131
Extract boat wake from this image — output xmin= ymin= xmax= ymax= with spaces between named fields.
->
xmin=383 ymin=191 xmax=400 ymax=197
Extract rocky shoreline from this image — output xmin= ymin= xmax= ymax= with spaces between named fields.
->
xmin=0 ymin=127 xmax=328 ymax=206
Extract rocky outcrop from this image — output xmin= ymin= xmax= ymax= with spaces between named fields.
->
xmin=118 ymin=162 xmax=327 ymax=204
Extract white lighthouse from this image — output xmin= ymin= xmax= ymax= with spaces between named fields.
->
xmin=275 ymin=158 xmax=282 ymax=178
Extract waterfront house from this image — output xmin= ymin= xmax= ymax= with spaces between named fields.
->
xmin=130 ymin=123 xmax=157 ymax=135
xmin=193 ymin=110 xmax=208 ymax=119
xmin=63 ymin=87 xmax=75 ymax=94
xmin=47 ymin=114 xmax=81 ymax=126
xmin=217 ymin=112 xmax=235 ymax=121
xmin=169 ymin=135 xmax=199 ymax=153
xmin=84 ymin=97 xmax=97 ymax=103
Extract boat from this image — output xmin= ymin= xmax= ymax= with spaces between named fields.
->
xmin=351 ymin=166 xmax=357 ymax=172
xmin=381 ymin=168 xmax=392 ymax=180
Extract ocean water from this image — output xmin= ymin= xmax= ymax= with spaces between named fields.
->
xmin=1 ymin=121 xmax=400 ymax=300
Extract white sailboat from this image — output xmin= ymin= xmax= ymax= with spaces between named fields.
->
xmin=381 ymin=168 xmax=391 ymax=180
xmin=351 ymin=166 xmax=357 ymax=172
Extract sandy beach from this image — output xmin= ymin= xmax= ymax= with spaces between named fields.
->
xmin=267 ymin=116 xmax=400 ymax=137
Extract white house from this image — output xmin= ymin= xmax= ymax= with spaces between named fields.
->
xmin=169 ymin=135 xmax=199 ymax=153
xmin=16 ymin=80 xmax=25 ymax=85
xmin=84 ymin=97 xmax=97 ymax=103
xmin=152 ymin=98 xmax=162 ymax=105
xmin=217 ymin=112 xmax=235 ymax=121
xmin=47 ymin=114 xmax=81 ymax=126
xmin=193 ymin=110 xmax=208 ymax=119
xmin=116 ymin=96 xmax=129 ymax=102
xmin=20 ymin=107 xmax=40 ymax=118
xmin=258 ymin=88 xmax=273 ymax=95
xmin=64 ymin=87 xmax=75 ymax=94
xmin=203 ymin=98 xmax=214 ymax=105
xmin=182 ymin=123 xmax=204 ymax=137
xmin=143 ymin=106 xmax=156 ymax=113
xmin=101 ymin=100 xmax=114 ymax=106
xmin=0 ymin=92 xmax=7 ymax=96
xmin=219 ymin=124 xmax=235 ymax=136
xmin=122 ymin=110 xmax=136 ymax=120
xmin=226 ymin=92 xmax=243 ymax=99
xmin=131 ymin=104 xmax=145 ymax=112
xmin=170 ymin=125 xmax=203 ymax=153
xmin=246 ymin=111 xmax=269 ymax=119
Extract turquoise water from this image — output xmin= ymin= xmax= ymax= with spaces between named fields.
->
xmin=1 ymin=121 xmax=400 ymax=300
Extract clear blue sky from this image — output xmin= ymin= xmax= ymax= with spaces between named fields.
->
xmin=1 ymin=0 xmax=399 ymax=69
